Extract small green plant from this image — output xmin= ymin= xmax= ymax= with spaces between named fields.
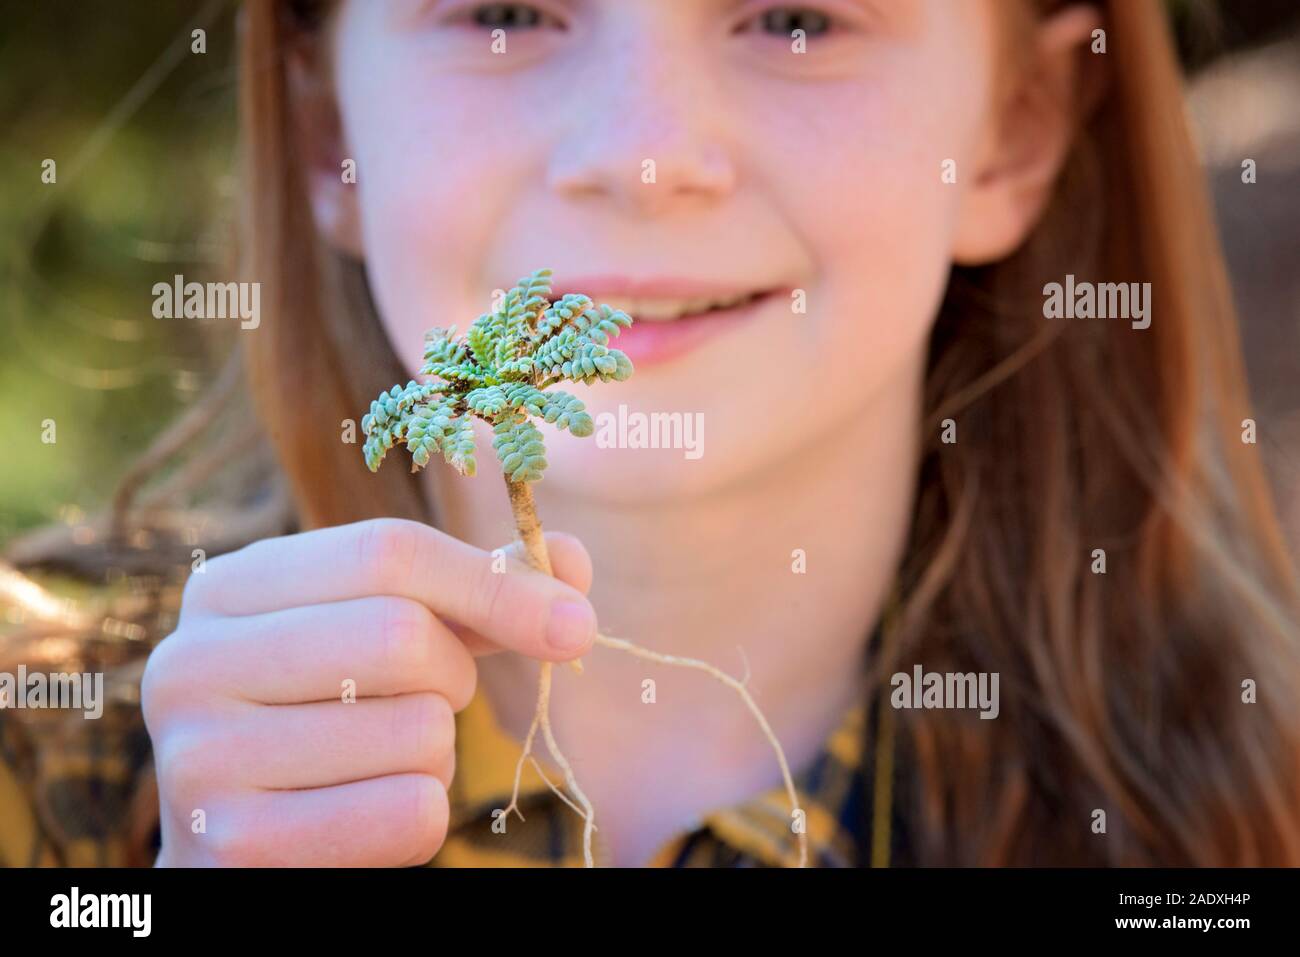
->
xmin=361 ymin=268 xmax=807 ymax=867
xmin=361 ymin=267 xmax=633 ymax=482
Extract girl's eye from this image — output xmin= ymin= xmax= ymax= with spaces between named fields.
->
xmin=468 ymin=3 xmax=558 ymax=30
xmin=738 ymin=6 xmax=836 ymax=40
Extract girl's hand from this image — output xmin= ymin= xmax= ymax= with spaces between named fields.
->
xmin=141 ymin=518 xmax=596 ymax=867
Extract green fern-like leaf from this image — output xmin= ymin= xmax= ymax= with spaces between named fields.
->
xmin=441 ymin=414 xmax=478 ymax=477
xmin=360 ymin=267 xmax=634 ymax=482
xmin=492 ymin=414 xmax=548 ymax=483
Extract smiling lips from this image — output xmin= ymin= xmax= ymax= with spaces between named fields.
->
xmin=549 ymin=277 xmax=783 ymax=366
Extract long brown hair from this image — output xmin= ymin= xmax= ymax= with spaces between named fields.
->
xmin=238 ymin=0 xmax=1300 ymax=865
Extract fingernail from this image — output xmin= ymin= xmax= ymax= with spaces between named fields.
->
xmin=546 ymin=599 xmax=596 ymax=653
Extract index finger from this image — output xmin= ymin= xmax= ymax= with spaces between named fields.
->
xmin=181 ymin=518 xmax=596 ymax=662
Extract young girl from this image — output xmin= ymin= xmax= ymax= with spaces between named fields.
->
xmin=131 ymin=0 xmax=1300 ymax=867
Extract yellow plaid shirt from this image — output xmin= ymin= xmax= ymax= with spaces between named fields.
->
xmin=1 ymin=680 xmax=891 ymax=868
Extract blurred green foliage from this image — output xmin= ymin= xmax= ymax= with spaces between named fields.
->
xmin=1 ymin=1 xmax=238 ymax=540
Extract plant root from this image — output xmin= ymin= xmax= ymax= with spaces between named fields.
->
xmin=501 ymin=477 xmax=806 ymax=868
xmin=595 ymin=632 xmax=808 ymax=868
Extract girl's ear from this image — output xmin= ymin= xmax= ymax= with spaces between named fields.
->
xmin=285 ymin=30 xmax=364 ymax=258
xmin=952 ymin=4 xmax=1106 ymax=266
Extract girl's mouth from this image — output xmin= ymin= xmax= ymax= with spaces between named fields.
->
xmin=550 ymin=281 xmax=785 ymax=368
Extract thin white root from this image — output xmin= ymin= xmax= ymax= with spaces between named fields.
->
xmin=535 ymin=665 xmax=598 ymax=867
xmin=499 ymin=661 xmax=597 ymax=867
xmin=595 ymin=632 xmax=808 ymax=868
xmin=500 ymin=711 xmax=543 ymax=825
xmin=528 ymin=756 xmax=597 ymax=827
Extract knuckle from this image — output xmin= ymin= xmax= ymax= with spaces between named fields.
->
xmin=139 ymin=645 xmax=171 ymax=731
xmin=156 ymin=728 xmax=216 ymax=809
xmin=377 ymin=598 xmax=433 ymax=676
xmin=178 ymin=567 xmax=209 ymax=616
xmin=140 ymin=631 xmax=193 ymax=729
xmin=468 ymin=562 xmax=513 ymax=634
xmin=356 ymin=519 xmax=421 ymax=589
xmin=179 ymin=551 xmax=233 ymax=617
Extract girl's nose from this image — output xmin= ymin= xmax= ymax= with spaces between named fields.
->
xmin=545 ymin=38 xmax=737 ymax=216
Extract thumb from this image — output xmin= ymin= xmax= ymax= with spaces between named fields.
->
xmin=446 ymin=531 xmax=595 ymax=660
xmin=500 ymin=531 xmax=593 ymax=596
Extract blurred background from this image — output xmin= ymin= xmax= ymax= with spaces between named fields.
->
xmin=0 ymin=0 xmax=1297 ymax=863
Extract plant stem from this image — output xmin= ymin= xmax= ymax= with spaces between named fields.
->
xmin=504 ymin=478 xmax=583 ymax=675
xmin=504 ymin=477 xmax=553 ymax=574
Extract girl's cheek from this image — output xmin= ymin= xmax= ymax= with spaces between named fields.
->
xmin=753 ymin=82 xmax=974 ymax=397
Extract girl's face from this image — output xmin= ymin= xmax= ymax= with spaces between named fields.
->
xmin=314 ymin=0 xmax=1068 ymax=502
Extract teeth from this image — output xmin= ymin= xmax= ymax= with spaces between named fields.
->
xmin=600 ymin=292 xmax=760 ymax=322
